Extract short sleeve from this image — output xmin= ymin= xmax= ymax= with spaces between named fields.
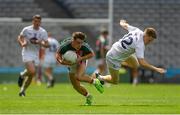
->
xmin=20 ymin=28 xmax=27 ymax=37
xmin=135 ymin=43 xmax=145 ymax=59
xmin=57 ymin=44 xmax=68 ymax=55
xmin=83 ymin=43 xmax=94 ymax=55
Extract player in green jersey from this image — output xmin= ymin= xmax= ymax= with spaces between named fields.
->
xmin=56 ymin=32 xmax=104 ymax=105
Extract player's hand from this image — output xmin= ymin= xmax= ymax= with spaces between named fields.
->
xmin=30 ymin=37 xmax=39 ymax=44
xmin=119 ymin=19 xmax=129 ymax=30
xmin=76 ymin=55 xmax=83 ymax=63
xmin=156 ymin=68 xmax=166 ymax=74
xmin=21 ymin=39 xmax=28 ymax=47
xmin=18 ymin=36 xmax=28 ymax=47
xmin=120 ymin=19 xmax=127 ymax=26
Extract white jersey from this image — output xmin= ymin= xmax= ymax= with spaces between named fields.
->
xmin=45 ymin=38 xmax=60 ymax=59
xmin=107 ymin=25 xmax=145 ymax=62
xmin=43 ymin=38 xmax=60 ymax=67
xmin=20 ymin=25 xmax=48 ymax=55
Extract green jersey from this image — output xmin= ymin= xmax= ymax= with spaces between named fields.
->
xmin=58 ymin=38 xmax=93 ymax=57
xmin=95 ymin=35 xmax=109 ymax=59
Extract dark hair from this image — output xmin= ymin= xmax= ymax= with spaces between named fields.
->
xmin=145 ymin=28 xmax=157 ymax=39
xmin=32 ymin=14 xmax=41 ymax=20
xmin=72 ymin=32 xmax=86 ymax=41
xmin=101 ymin=29 xmax=108 ymax=35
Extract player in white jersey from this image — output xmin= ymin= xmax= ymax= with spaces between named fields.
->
xmin=42 ymin=32 xmax=60 ymax=88
xmin=96 ymin=19 xmax=166 ymax=85
xmin=17 ymin=15 xmax=49 ymax=96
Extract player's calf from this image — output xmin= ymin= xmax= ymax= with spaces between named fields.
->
xmin=18 ymin=74 xmax=25 ymax=87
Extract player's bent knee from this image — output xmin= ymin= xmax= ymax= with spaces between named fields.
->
xmin=76 ymin=76 xmax=83 ymax=81
xmin=132 ymin=64 xmax=139 ymax=69
xmin=28 ymin=70 xmax=36 ymax=77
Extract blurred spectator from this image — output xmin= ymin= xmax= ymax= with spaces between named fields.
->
xmin=38 ymin=32 xmax=60 ymax=88
xmin=94 ymin=28 xmax=109 ymax=75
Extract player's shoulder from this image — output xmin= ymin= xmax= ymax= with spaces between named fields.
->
xmin=39 ymin=27 xmax=47 ymax=33
xmin=59 ymin=38 xmax=71 ymax=47
xmin=50 ymin=38 xmax=56 ymax=42
xmin=134 ymin=27 xmax=143 ymax=34
xmin=82 ymin=42 xmax=91 ymax=48
xmin=135 ymin=33 xmax=144 ymax=47
xmin=60 ymin=37 xmax=71 ymax=44
xmin=50 ymin=38 xmax=59 ymax=44
xmin=23 ymin=25 xmax=33 ymax=31
xmin=130 ymin=28 xmax=143 ymax=37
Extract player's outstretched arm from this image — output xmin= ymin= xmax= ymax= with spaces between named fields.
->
xmin=17 ymin=35 xmax=27 ymax=47
xmin=138 ymin=58 xmax=166 ymax=74
xmin=120 ymin=19 xmax=138 ymax=31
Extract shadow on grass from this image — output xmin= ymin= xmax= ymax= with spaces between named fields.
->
xmin=80 ymin=104 xmax=178 ymax=107
xmin=115 ymin=104 xmax=178 ymax=107
xmin=80 ymin=105 xmax=110 ymax=107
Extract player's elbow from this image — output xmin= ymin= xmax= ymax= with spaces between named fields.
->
xmin=87 ymin=52 xmax=95 ymax=59
xmin=17 ymin=36 xmax=21 ymax=43
xmin=91 ymin=52 xmax=95 ymax=57
xmin=55 ymin=53 xmax=62 ymax=64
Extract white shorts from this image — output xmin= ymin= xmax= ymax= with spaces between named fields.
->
xmin=68 ymin=60 xmax=88 ymax=73
xmin=42 ymin=56 xmax=56 ymax=68
xmin=106 ymin=56 xmax=121 ymax=70
xmin=106 ymin=52 xmax=138 ymax=70
xmin=22 ymin=52 xmax=39 ymax=66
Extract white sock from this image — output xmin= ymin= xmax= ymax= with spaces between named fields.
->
xmin=98 ymin=75 xmax=104 ymax=81
xmin=92 ymin=75 xmax=104 ymax=84
xmin=85 ymin=92 xmax=90 ymax=97
xmin=133 ymin=77 xmax=138 ymax=84
xmin=49 ymin=75 xmax=53 ymax=81
xmin=93 ymin=79 xmax=96 ymax=84
xmin=20 ymin=87 xmax=25 ymax=93
xmin=20 ymin=69 xmax=27 ymax=78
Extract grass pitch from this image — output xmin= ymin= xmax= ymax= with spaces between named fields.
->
xmin=0 ymin=83 xmax=180 ymax=114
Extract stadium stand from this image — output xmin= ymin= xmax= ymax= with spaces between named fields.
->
xmin=0 ymin=0 xmax=48 ymax=18
xmin=56 ymin=0 xmax=180 ymax=68
xmin=0 ymin=0 xmax=180 ymax=70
